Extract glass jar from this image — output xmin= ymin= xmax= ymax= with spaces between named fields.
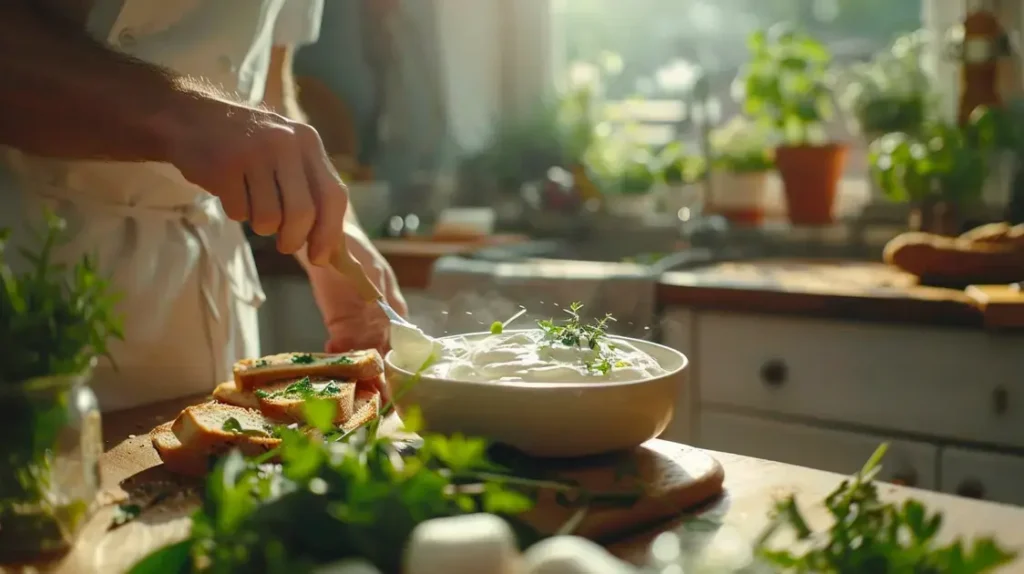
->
xmin=0 ymin=365 xmax=102 ymax=562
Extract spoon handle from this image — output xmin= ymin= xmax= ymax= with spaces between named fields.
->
xmin=329 ymin=242 xmax=382 ymax=304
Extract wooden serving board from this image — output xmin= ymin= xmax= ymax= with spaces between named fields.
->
xmin=42 ymin=408 xmax=724 ymax=574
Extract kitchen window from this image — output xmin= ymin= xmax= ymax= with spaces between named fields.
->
xmin=543 ymin=0 xmax=962 ymax=182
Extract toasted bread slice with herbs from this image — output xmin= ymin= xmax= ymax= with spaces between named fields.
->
xmin=256 ymin=377 xmax=357 ymax=423
xmin=342 ymin=388 xmax=382 ymax=432
xmin=151 ymin=422 xmax=210 ymax=477
xmin=232 ymin=350 xmax=383 ymax=391
xmin=170 ymin=402 xmax=282 ymax=457
xmin=213 ymin=377 xmax=359 ymax=424
xmin=211 ymin=380 xmax=260 ymax=409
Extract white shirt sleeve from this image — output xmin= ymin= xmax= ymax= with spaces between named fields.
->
xmin=274 ymin=0 xmax=325 ymax=46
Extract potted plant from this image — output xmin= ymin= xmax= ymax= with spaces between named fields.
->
xmin=738 ymin=28 xmax=845 ymax=225
xmin=655 ymin=142 xmax=707 ymax=215
xmin=868 ymin=118 xmax=992 ymax=235
xmin=0 ymin=210 xmax=123 ymax=560
xmin=705 ymin=115 xmax=775 ymax=225
xmin=843 ymin=30 xmax=934 ymax=139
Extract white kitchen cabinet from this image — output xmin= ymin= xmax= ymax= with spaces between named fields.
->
xmin=659 ymin=305 xmax=1024 ymax=507
xmin=940 ymin=447 xmax=1024 ymax=506
xmin=699 ymin=410 xmax=939 ymax=489
xmin=659 ymin=308 xmax=697 ymax=443
xmin=695 ymin=311 xmax=1024 ymax=449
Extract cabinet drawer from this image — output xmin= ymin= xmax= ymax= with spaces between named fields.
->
xmin=696 ymin=312 xmax=1024 ymax=448
xmin=940 ymin=447 xmax=1024 ymax=506
xmin=699 ymin=410 xmax=939 ymax=489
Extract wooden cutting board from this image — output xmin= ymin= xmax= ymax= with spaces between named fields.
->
xmin=45 ymin=423 xmax=724 ymax=573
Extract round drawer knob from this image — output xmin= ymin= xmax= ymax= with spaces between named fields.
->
xmin=956 ymin=479 xmax=985 ymax=500
xmin=760 ymin=360 xmax=788 ymax=388
xmin=891 ymin=468 xmax=919 ymax=488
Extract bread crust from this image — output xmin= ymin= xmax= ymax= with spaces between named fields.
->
xmin=233 ymin=350 xmax=383 ymax=391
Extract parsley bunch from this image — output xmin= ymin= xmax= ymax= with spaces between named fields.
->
xmin=757 ymin=443 xmax=1016 ymax=574
xmin=129 ymin=398 xmax=576 ymax=574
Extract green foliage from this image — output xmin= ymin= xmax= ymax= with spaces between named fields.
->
xmin=843 ymin=30 xmax=934 ymax=136
xmin=758 ymin=443 xmax=1016 ymax=574
xmin=470 ymin=87 xmax=596 ymax=191
xmin=126 ymin=406 xmax=594 ymax=574
xmin=739 ymin=27 xmax=835 ymax=145
xmin=868 ymin=114 xmax=996 ymax=205
xmin=709 ymin=116 xmax=775 ymax=174
xmin=657 ymin=142 xmax=707 ymax=185
xmin=0 ymin=209 xmax=123 ymax=384
xmin=0 ymin=209 xmax=122 ymax=558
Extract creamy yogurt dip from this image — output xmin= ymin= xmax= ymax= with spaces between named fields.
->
xmin=391 ymin=327 xmax=668 ymax=383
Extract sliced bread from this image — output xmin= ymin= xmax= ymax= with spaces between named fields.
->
xmin=211 ymin=380 xmax=260 ymax=409
xmin=342 ymin=388 xmax=382 ymax=432
xmin=150 ymin=422 xmax=211 ymax=477
xmin=233 ymin=350 xmax=383 ymax=391
xmin=170 ymin=402 xmax=281 ymax=457
xmin=213 ymin=377 xmax=359 ymax=424
xmin=256 ymin=376 xmax=357 ymax=423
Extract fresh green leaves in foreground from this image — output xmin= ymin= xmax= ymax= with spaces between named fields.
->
xmin=757 ymin=443 xmax=1016 ymax=574
xmin=128 ymin=407 xmax=554 ymax=574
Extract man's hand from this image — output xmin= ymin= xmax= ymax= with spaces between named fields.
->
xmin=302 ymin=226 xmax=407 ymax=355
xmin=168 ymin=99 xmax=345 ymax=265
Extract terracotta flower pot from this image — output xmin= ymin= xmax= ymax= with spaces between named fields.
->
xmin=774 ymin=143 xmax=848 ymax=225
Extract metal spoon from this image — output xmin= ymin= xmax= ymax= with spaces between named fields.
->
xmin=328 ymin=243 xmax=413 ymax=326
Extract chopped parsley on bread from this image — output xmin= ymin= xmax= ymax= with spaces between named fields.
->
xmin=151 ymin=350 xmax=387 ymax=478
xmin=233 ymin=350 xmax=383 ymax=391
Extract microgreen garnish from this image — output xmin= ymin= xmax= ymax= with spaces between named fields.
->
xmin=490 ymin=321 xmax=503 ymax=334
xmin=757 ymin=443 xmax=1016 ymax=573
xmin=330 ymin=356 xmax=354 ymax=365
xmin=290 ymin=353 xmax=315 ymax=365
xmin=538 ymin=302 xmax=619 ymax=374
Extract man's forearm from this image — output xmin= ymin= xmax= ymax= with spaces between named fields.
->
xmin=0 ymin=2 xmax=211 ymax=161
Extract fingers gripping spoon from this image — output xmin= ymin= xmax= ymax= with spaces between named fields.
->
xmin=328 ymin=243 xmax=437 ymax=368
xmin=328 ymin=246 xmax=412 ymax=326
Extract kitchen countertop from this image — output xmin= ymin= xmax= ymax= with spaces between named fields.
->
xmin=657 ymin=259 xmax=990 ymax=329
xmin=253 ymin=239 xmax=1000 ymax=329
xmin=30 ymin=396 xmax=1024 ymax=573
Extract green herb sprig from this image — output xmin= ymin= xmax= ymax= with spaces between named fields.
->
xmin=757 ymin=443 xmax=1016 ymax=573
xmin=538 ymin=302 xmax=621 ymax=374
xmin=0 ymin=209 xmax=124 ymax=384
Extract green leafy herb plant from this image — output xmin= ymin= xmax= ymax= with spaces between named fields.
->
xmin=868 ymin=115 xmax=994 ymax=208
xmin=842 ymin=30 xmax=934 ymax=138
xmin=738 ymin=27 xmax=835 ymax=146
xmin=128 ymin=378 xmax=636 ymax=573
xmin=0 ymin=209 xmax=124 ymax=559
xmin=757 ymin=443 xmax=1016 ymax=573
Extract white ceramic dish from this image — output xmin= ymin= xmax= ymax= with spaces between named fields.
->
xmin=384 ymin=332 xmax=688 ymax=458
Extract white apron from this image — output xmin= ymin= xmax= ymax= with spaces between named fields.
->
xmin=0 ymin=0 xmax=323 ymax=412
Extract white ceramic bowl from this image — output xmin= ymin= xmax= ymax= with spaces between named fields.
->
xmin=384 ymin=333 xmax=688 ymax=458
